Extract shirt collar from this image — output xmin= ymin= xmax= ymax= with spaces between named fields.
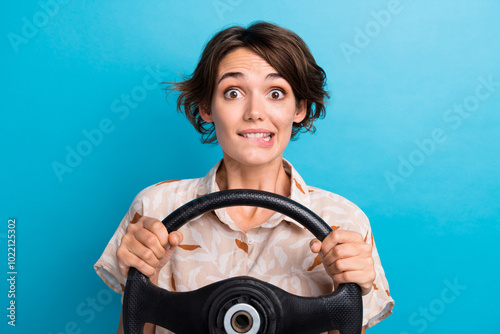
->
xmin=196 ymin=159 xmax=311 ymax=230
xmin=196 ymin=159 xmax=223 ymax=198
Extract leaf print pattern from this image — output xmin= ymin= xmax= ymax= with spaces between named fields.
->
xmin=293 ymin=177 xmax=306 ymax=194
xmin=178 ymin=244 xmax=201 ymax=251
xmin=273 ymin=246 xmax=288 ymax=268
xmin=130 ymin=212 xmax=142 ymax=224
xmin=307 ymin=254 xmax=323 ymax=271
xmin=235 ymin=239 xmax=249 ymax=253
xmin=187 ymin=267 xmax=203 ymax=290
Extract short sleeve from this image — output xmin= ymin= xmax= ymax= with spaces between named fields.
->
xmin=94 ymin=195 xmax=144 ymax=294
xmin=361 ymin=226 xmax=394 ymax=328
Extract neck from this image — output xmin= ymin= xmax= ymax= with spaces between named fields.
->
xmin=216 ymin=156 xmax=291 ymax=197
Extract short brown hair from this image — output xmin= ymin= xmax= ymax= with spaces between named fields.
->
xmin=166 ymin=21 xmax=329 ymax=144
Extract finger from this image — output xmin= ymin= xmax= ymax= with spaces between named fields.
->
xmin=157 ymin=232 xmax=184 ymax=270
xmin=168 ymin=231 xmax=183 ymax=247
xmin=117 ymin=244 xmax=157 ymax=278
xmin=321 ymin=242 xmax=372 ymax=267
xmin=122 ymin=252 xmax=156 ymax=278
xmin=134 ymin=228 xmax=166 ymax=260
xmin=309 ymin=239 xmax=321 ymax=253
xmin=324 ymin=255 xmax=373 ymax=276
xmin=320 ymin=230 xmax=364 ymax=257
xmin=123 ymin=233 xmax=161 ymax=269
xmin=332 ymin=270 xmax=368 ymax=286
xmin=332 ymin=270 xmax=375 ymax=296
xmin=321 ymin=230 xmax=364 ymax=249
xmin=142 ymin=218 xmax=169 ymax=247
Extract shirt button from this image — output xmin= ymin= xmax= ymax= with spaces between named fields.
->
xmin=247 ymin=238 xmax=254 ymax=245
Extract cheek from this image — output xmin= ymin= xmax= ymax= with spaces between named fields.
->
xmin=211 ymin=113 xmax=234 ymax=142
xmin=274 ymin=108 xmax=298 ymax=130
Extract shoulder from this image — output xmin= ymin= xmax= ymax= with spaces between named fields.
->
xmin=137 ymin=177 xmax=202 ymax=199
xmin=308 ymin=186 xmax=366 ymax=214
xmin=129 ymin=177 xmax=204 ymax=219
xmin=307 ymin=185 xmax=371 ymax=234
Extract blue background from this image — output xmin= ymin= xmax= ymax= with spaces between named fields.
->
xmin=2 ymin=0 xmax=499 ymax=333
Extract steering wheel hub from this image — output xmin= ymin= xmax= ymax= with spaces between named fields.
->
xmin=208 ymin=278 xmax=279 ymax=334
xmin=225 ymin=304 xmax=258 ymax=333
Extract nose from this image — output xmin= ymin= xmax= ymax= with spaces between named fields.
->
xmin=244 ymin=93 xmax=265 ymax=121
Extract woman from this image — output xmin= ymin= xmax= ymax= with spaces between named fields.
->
xmin=95 ymin=22 xmax=394 ymax=333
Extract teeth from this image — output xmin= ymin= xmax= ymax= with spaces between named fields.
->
xmin=241 ymin=133 xmax=272 ymax=139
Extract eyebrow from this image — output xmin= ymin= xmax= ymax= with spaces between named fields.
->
xmin=217 ymin=72 xmax=284 ymax=84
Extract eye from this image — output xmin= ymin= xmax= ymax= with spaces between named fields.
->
xmin=224 ymin=89 xmax=242 ymax=99
xmin=269 ymin=89 xmax=285 ymax=100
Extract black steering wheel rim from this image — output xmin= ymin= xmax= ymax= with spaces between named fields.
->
xmin=160 ymin=189 xmax=332 ymax=239
xmin=123 ymin=189 xmax=363 ymax=334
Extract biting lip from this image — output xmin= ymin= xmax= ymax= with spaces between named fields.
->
xmin=238 ymin=129 xmax=275 ymax=144
xmin=238 ymin=129 xmax=275 ymax=137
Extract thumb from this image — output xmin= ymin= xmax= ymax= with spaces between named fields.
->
xmin=310 ymin=239 xmax=322 ymax=253
xmin=154 ymin=231 xmax=184 ymax=276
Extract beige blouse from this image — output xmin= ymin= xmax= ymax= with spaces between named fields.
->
xmin=94 ymin=159 xmax=394 ymax=332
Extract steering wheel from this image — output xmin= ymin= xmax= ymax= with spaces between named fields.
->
xmin=123 ymin=189 xmax=362 ymax=334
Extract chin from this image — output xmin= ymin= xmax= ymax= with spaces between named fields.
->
xmin=236 ymin=154 xmax=282 ymax=167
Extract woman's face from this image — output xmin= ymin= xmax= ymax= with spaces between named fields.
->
xmin=200 ymin=47 xmax=306 ymax=168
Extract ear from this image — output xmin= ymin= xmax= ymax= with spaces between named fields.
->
xmin=199 ymin=103 xmax=213 ymax=123
xmin=293 ymin=99 xmax=307 ymax=123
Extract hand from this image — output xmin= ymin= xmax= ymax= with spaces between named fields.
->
xmin=116 ymin=216 xmax=183 ymax=282
xmin=310 ymin=230 xmax=375 ymax=296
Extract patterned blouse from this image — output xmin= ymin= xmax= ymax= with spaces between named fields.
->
xmin=94 ymin=159 xmax=394 ymax=332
